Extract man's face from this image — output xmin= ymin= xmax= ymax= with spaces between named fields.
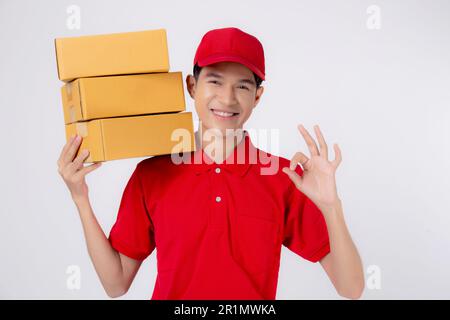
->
xmin=186 ymin=61 xmax=264 ymax=137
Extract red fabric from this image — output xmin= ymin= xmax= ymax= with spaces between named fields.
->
xmin=108 ymin=130 xmax=330 ymax=299
xmin=193 ymin=27 xmax=266 ymax=80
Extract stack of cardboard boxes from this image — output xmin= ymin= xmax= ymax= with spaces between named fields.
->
xmin=55 ymin=29 xmax=196 ymax=162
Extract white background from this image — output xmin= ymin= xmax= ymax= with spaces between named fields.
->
xmin=0 ymin=0 xmax=449 ymax=299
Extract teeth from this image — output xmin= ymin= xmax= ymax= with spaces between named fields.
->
xmin=212 ymin=109 xmax=235 ymax=117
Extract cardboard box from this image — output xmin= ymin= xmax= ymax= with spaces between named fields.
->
xmin=55 ymin=29 xmax=169 ymax=81
xmin=61 ymin=72 xmax=186 ymax=124
xmin=65 ymin=112 xmax=196 ymax=162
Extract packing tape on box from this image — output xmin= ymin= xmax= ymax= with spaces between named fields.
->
xmin=69 ymin=105 xmax=76 ymax=123
xmin=66 ymin=82 xmax=73 ymax=101
xmin=76 ymin=122 xmax=88 ymax=138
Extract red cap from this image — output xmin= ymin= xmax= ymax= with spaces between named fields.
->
xmin=193 ymin=27 xmax=265 ymax=81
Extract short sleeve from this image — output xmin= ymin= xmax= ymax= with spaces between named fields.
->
xmin=283 ymin=165 xmax=331 ymax=263
xmin=108 ymin=163 xmax=155 ymax=260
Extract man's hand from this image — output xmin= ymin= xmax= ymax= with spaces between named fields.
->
xmin=282 ymin=124 xmax=342 ymax=213
xmin=57 ymin=134 xmax=102 ymax=202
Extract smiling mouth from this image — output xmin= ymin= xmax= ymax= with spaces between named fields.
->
xmin=210 ymin=108 xmax=240 ymax=118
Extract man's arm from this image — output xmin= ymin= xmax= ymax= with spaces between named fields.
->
xmin=319 ymin=199 xmax=365 ymax=300
xmin=282 ymin=124 xmax=364 ymax=300
xmin=57 ymin=135 xmax=142 ymax=298
xmin=75 ymin=197 xmax=142 ymax=298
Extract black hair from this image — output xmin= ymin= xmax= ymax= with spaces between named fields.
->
xmin=193 ymin=63 xmax=263 ymax=89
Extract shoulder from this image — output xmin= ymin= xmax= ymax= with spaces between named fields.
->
xmin=135 ymin=154 xmax=178 ymax=175
xmin=135 ymin=153 xmax=194 ymax=182
xmin=138 ymin=154 xmax=172 ymax=168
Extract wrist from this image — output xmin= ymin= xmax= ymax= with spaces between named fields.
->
xmin=72 ymin=194 xmax=90 ymax=208
xmin=319 ymin=197 xmax=342 ymax=215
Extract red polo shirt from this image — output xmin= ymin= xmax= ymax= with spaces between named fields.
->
xmin=108 ymin=130 xmax=330 ymax=299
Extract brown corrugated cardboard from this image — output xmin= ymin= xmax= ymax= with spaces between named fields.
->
xmin=55 ymin=29 xmax=169 ymax=81
xmin=61 ymin=72 xmax=186 ymax=124
xmin=65 ymin=112 xmax=196 ymax=162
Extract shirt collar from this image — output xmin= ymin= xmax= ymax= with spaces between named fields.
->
xmin=190 ymin=129 xmax=257 ymax=177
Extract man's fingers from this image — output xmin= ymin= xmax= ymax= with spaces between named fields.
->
xmin=65 ymin=149 xmax=90 ymax=177
xmin=313 ymin=125 xmax=329 ymax=161
xmin=70 ymin=149 xmax=90 ymax=172
xmin=331 ymin=143 xmax=342 ymax=168
xmin=57 ymin=135 xmax=76 ymax=167
xmin=282 ymin=167 xmax=303 ymax=189
xmin=289 ymin=151 xmax=310 ymax=171
xmin=298 ymin=124 xmax=320 ymax=157
xmin=63 ymin=135 xmax=83 ymax=164
xmin=76 ymin=161 xmax=102 ymax=178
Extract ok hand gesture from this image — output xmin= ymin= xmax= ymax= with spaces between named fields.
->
xmin=282 ymin=124 xmax=342 ymax=213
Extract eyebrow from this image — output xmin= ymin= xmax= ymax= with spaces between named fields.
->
xmin=204 ymin=72 xmax=256 ymax=86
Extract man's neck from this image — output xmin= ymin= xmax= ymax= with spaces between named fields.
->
xmin=195 ymin=125 xmax=245 ymax=164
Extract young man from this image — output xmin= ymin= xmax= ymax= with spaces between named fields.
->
xmin=57 ymin=27 xmax=364 ymax=300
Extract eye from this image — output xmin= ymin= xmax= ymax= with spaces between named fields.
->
xmin=238 ymin=85 xmax=249 ymax=90
xmin=208 ymin=80 xmax=220 ymax=85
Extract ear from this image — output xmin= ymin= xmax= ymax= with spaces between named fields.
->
xmin=186 ymin=74 xmax=196 ymax=99
xmin=252 ymin=86 xmax=264 ymax=109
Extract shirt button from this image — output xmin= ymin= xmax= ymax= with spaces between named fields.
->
xmin=215 ymin=167 xmax=221 ymax=173
xmin=215 ymin=196 xmax=222 ymax=203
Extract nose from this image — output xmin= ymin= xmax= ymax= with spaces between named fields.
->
xmin=217 ymin=84 xmax=238 ymax=107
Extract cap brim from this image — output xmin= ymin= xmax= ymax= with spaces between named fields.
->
xmin=197 ymin=54 xmax=265 ymax=81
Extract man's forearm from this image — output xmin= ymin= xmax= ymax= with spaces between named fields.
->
xmin=321 ymin=200 xmax=365 ymax=298
xmin=74 ymin=196 xmax=125 ymax=297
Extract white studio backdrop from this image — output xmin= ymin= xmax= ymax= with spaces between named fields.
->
xmin=0 ymin=0 xmax=449 ymax=299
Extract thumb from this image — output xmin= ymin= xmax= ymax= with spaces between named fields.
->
xmin=80 ymin=161 xmax=102 ymax=176
xmin=282 ymin=167 xmax=303 ymax=190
